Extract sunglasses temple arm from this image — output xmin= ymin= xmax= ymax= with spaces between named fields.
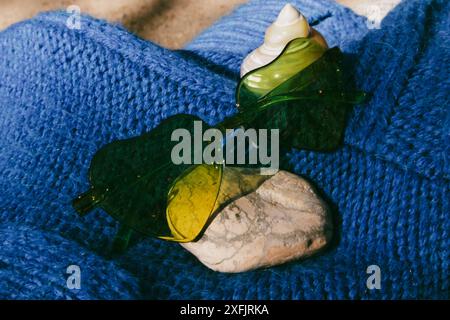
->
xmin=72 ymin=188 xmax=102 ymax=216
xmin=111 ymin=223 xmax=134 ymax=254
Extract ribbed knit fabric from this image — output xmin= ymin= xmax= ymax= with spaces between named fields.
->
xmin=0 ymin=0 xmax=448 ymax=299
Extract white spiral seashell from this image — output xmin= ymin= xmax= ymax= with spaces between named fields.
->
xmin=240 ymin=3 xmax=328 ymax=77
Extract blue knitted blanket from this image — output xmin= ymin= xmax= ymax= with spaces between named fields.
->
xmin=0 ymin=0 xmax=448 ymax=299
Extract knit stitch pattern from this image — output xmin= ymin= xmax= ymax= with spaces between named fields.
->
xmin=0 ymin=0 xmax=448 ymax=299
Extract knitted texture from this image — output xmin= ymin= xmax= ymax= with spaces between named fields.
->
xmin=0 ymin=0 xmax=448 ymax=299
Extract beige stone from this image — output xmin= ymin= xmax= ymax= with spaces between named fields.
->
xmin=181 ymin=170 xmax=332 ymax=273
